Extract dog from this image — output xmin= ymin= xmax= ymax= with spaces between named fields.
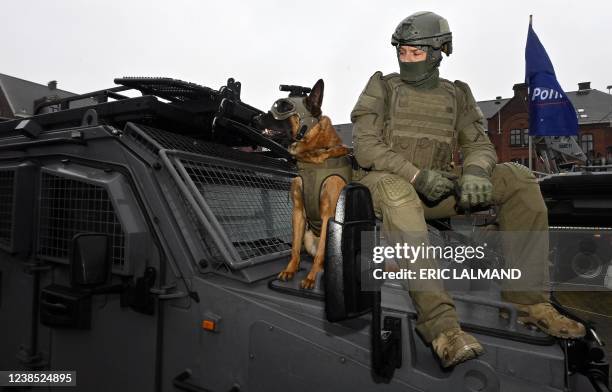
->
xmin=258 ymin=79 xmax=351 ymax=289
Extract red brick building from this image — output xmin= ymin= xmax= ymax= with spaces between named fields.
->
xmin=478 ymin=82 xmax=612 ymax=167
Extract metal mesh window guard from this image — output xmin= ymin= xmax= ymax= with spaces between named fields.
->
xmin=0 ymin=170 xmax=15 ymax=248
xmin=127 ymin=123 xmax=295 ymax=172
xmin=180 ymin=158 xmax=293 ymax=262
xmin=38 ymin=172 xmax=125 ymax=266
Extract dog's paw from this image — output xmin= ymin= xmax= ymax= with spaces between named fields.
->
xmin=278 ymin=269 xmax=297 ymax=281
xmin=300 ymin=270 xmax=319 ymax=290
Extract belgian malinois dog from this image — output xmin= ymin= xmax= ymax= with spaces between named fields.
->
xmin=258 ymin=80 xmax=351 ymax=289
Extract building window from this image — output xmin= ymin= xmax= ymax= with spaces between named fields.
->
xmin=510 ymin=128 xmax=530 ymax=147
xmin=510 ymin=129 xmax=522 ymax=146
xmin=581 ymin=134 xmax=593 ymax=155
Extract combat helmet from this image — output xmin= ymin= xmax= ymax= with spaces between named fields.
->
xmin=391 ymin=11 xmax=452 ymax=54
xmin=391 ymin=11 xmax=452 ymax=85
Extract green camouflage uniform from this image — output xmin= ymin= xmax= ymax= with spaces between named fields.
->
xmin=351 ymin=71 xmax=549 ymax=342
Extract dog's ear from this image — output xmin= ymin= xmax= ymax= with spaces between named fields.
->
xmin=305 ymin=79 xmax=324 ymax=117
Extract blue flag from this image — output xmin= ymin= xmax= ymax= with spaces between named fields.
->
xmin=525 ymin=22 xmax=578 ymax=136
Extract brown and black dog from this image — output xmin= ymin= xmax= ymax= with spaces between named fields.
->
xmin=259 ymin=80 xmax=351 ymax=289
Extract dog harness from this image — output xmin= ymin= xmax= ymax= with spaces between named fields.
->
xmin=297 ymin=156 xmax=352 ymax=237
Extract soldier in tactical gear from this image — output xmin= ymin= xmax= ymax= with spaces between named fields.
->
xmin=351 ymin=11 xmax=585 ymax=368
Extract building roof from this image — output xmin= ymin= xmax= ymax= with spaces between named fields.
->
xmin=567 ymin=89 xmax=612 ymax=125
xmin=477 ymin=87 xmax=612 ymax=126
xmin=0 ymin=73 xmax=78 ymax=117
xmin=477 ymin=98 xmax=511 ymax=120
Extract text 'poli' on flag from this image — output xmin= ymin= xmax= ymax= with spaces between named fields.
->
xmin=525 ymin=21 xmax=578 ymax=136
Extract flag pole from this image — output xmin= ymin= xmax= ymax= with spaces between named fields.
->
xmin=528 ymin=14 xmax=533 ymax=170
xmin=529 ymin=133 xmax=533 ymax=170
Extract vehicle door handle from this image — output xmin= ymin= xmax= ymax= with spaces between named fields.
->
xmin=172 ymin=369 xmax=240 ymax=392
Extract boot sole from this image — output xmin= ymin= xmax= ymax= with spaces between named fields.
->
xmin=441 ymin=343 xmax=484 ymax=368
xmin=499 ymin=311 xmax=585 ymax=339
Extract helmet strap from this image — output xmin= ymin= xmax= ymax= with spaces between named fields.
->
xmin=294 ymin=115 xmax=319 ymax=141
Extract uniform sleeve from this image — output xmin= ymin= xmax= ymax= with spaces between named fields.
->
xmin=350 ymin=72 xmax=420 ymax=181
xmin=454 ymin=80 xmax=497 ymax=176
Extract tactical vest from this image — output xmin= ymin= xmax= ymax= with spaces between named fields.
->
xmin=383 ymin=74 xmax=458 ymax=172
xmin=297 ymin=156 xmax=352 ymax=237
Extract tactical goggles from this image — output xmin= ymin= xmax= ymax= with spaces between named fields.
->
xmin=271 ymin=98 xmax=297 ymax=121
xmin=270 ymin=97 xmax=319 ymax=141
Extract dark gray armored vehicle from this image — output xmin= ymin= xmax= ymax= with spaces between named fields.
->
xmin=0 ymin=77 xmax=608 ymax=392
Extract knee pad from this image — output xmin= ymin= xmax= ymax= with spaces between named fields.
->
xmin=374 ymin=175 xmax=420 ymax=208
xmin=503 ymin=162 xmax=536 ymax=181
xmin=500 ymin=162 xmax=546 ymax=213
xmin=494 ymin=162 xmax=538 ymax=189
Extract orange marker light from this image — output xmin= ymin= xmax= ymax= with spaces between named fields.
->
xmin=202 ymin=320 xmax=216 ymax=331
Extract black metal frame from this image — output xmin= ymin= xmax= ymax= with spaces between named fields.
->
xmin=1 ymin=76 xmax=291 ymax=162
xmin=34 ymin=86 xmax=131 ymax=115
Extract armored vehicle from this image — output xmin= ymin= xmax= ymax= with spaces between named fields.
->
xmin=0 ymin=77 xmax=609 ymax=392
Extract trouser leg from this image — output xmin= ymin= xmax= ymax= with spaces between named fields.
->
xmin=359 ymin=171 xmax=459 ymax=343
xmin=490 ymin=163 xmax=550 ymax=304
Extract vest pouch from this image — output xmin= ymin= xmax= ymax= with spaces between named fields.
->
xmin=432 ymin=141 xmax=452 ymax=171
xmin=412 ymin=137 xmax=438 ymax=169
xmin=413 ymin=137 xmax=435 ymax=169
xmin=391 ymin=135 xmax=436 ymax=169
xmin=390 ymin=135 xmax=416 ymax=164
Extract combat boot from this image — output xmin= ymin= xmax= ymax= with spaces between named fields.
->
xmin=431 ymin=328 xmax=484 ymax=368
xmin=502 ymin=302 xmax=586 ymax=339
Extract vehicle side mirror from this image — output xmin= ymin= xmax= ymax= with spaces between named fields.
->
xmin=324 ymin=183 xmax=377 ymax=322
xmin=70 ymin=233 xmax=112 ymax=288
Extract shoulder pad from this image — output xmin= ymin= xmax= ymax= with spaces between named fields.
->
xmin=453 ymin=80 xmax=473 ymax=97
xmin=365 ymin=71 xmax=384 ymax=88
xmin=453 ymin=79 xmax=478 ymax=105
xmin=351 ymin=72 xmax=388 ymax=121
xmin=361 ymin=71 xmax=388 ymax=98
xmin=453 ymin=80 xmax=484 ymax=129
xmin=362 ymin=71 xmax=383 ymax=87
xmin=382 ymin=72 xmax=400 ymax=81
xmin=381 ymin=72 xmax=402 ymax=90
xmin=438 ymin=78 xmax=456 ymax=94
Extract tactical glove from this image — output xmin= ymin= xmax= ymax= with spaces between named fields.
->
xmin=413 ymin=169 xmax=457 ymax=203
xmin=458 ymin=166 xmax=493 ymax=208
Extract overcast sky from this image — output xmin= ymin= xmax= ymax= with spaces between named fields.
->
xmin=2 ymin=0 xmax=611 ymax=123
